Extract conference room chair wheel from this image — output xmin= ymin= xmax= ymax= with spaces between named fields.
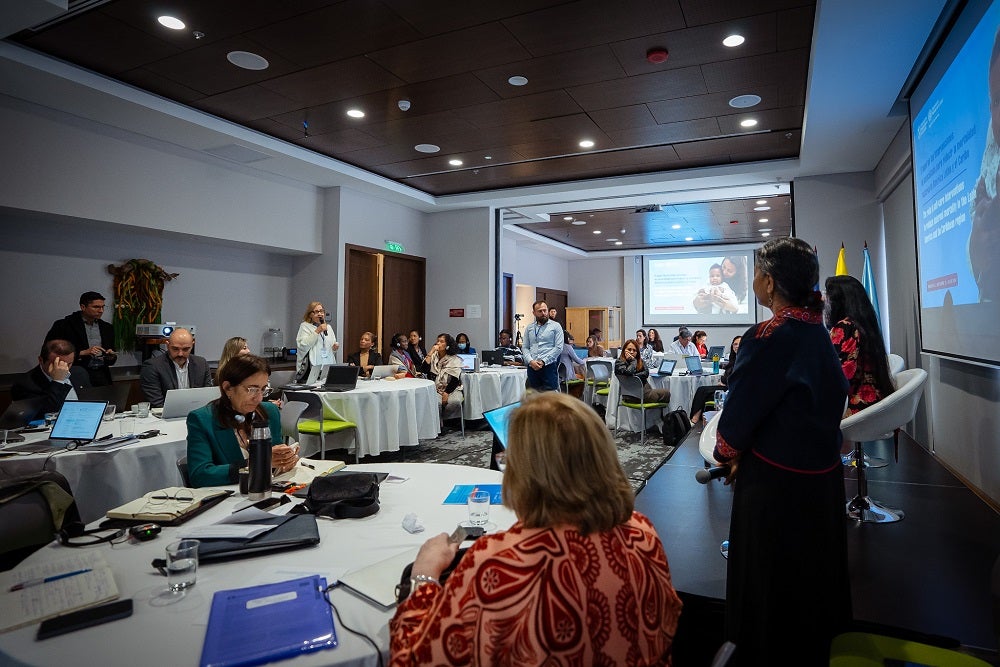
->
xmin=846 ymin=495 xmax=904 ymax=523
xmin=720 ymin=539 xmax=729 ymax=560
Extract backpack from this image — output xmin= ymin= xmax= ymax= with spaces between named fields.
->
xmin=662 ymin=408 xmax=691 ymax=448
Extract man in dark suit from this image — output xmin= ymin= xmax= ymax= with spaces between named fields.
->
xmin=12 ymin=339 xmax=92 ymax=414
xmin=45 ymin=291 xmax=118 ymax=386
xmin=139 ymin=328 xmax=212 ymax=407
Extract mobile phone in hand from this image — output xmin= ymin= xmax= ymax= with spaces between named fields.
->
xmin=449 ymin=525 xmax=486 ymax=543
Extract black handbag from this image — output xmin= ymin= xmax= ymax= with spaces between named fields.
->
xmin=662 ymin=408 xmax=692 ymax=448
xmin=294 ymin=472 xmax=380 ymax=519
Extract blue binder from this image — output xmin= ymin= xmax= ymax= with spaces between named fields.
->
xmin=199 ymin=575 xmax=337 ymax=667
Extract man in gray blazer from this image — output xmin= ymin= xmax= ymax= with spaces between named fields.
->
xmin=139 ymin=328 xmax=212 ymax=407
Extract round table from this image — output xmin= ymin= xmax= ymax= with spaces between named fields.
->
xmin=461 ymin=367 xmax=527 ymax=419
xmin=605 ymin=372 xmax=722 ymax=431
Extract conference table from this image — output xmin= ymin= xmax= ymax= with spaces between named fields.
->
xmin=302 ymin=378 xmax=441 ymax=459
xmin=604 ymin=371 xmax=722 ymax=431
xmin=0 ymin=415 xmax=187 ymax=524
xmin=461 ymin=367 xmax=527 ymax=419
xmin=0 ymin=463 xmax=514 ymax=667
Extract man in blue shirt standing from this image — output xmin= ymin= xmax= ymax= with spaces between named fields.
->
xmin=523 ymin=300 xmax=563 ymax=391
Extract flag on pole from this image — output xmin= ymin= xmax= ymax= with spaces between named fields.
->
xmin=835 ymin=243 xmax=848 ymax=276
xmin=861 ymin=241 xmax=882 ymax=331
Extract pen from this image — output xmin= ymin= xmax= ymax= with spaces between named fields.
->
xmin=301 ymin=463 xmax=315 ymax=470
xmin=10 ymin=568 xmax=92 ymax=591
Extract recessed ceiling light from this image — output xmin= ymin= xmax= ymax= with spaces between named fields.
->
xmin=761 ymin=232 xmax=771 ymax=237
xmin=723 ymin=34 xmax=745 ymax=47
xmin=579 ymin=139 xmax=595 ymax=148
xmin=671 ymin=224 xmax=681 ymax=230
xmin=754 ymin=206 xmax=771 ymax=211
xmin=758 ymin=218 xmax=769 ymax=223
xmin=571 ymin=220 xmax=587 ymax=225
xmin=729 ymin=94 xmax=761 ymax=108
xmin=508 ymin=75 xmax=528 ymax=86
xmin=346 ymin=109 xmax=365 ymax=118
xmin=414 ymin=144 xmax=440 ymax=153
xmin=740 ymin=118 xmax=758 ymax=128
xmin=563 ymin=216 xmax=574 ymax=221
xmin=448 ymin=159 xmax=463 ymax=166
xmin=759 ymin=228 xmax=773 ymax=232
xmin=615 ymin=241 xmax=623 ymax=246
xmin=227 ymin=51 xmax=269 ymax=70
xmin=685 ymin=237 xmax=694 ymax=242
xmin=158 ymin=16 xmax=185 ymax=30
xmin=756 ymin=199 xmax=767 ymax=205
xmin=484 ymin=155 xmax=492 ymax=160
xmin=607 ymin=238 xmax=619 ymax=242
xmin=593 ymin=230 xmax=602 ymax=235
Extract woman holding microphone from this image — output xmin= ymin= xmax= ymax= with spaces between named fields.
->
xmin=295 ymin=301 xmax=339 ymax=383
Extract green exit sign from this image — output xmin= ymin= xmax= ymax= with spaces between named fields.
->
xmin=384 ymin=241 xmax=405 ymax=253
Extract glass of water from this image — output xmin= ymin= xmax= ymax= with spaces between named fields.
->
xmin=467 ymin=490 xmax=491 ymax=526
xmin=165 ymin=539 xmax=200 ymax=593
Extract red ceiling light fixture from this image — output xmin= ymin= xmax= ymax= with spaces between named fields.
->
xmin=646 ymin=47 xmax=669 ymax=64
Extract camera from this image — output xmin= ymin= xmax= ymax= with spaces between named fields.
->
xmin=514 ymin=313 xmax=524 ymax=321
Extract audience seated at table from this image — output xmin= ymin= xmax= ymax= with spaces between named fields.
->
xmin=495 ymin=329 xmax=523 ymax=365
xmin=139 ymin=328 xmax=213 ymax=407
xmin=11 ymin=339 xmax=91 ymax=414
xmin=635 ymin=328 xmax=654 ymax=366
xmin=824 ymin=275 xmax=895 ymax=416
xmin=557 ymin=331 xmax=585 ymax=381
xmin=694 ymin=330 xmax=708 ymax=357
xmin=406 ymin=330 xmax=427 ymax=366
xmin=647 ymin=327 xmax=665 ymax=352
xmin=390 ymin=391 xmax=682 ymax=664
xmin=217 ymin=336 xmax=250 ymax=377
xmin=615 ymin=338 xmax=670 ymax=404
xmin=689 ymin=335 xmax=741 ymax=425
xmin=295 ymin=300 xmax=339 ymax=383
xmin=186 ymin=355 xmax=298 ymax=488
xmin=346 ymin=331 xmax=383 ymax=378
xmin=421 ymin=333 xmax=463 ymax=422
xmin=667 ymin=327 xmax=699 ymax=356
xmin=388 ymin=332 xmax=419 ymax=378
xmin=455 ymin=332 xmax=475 ymax=355
xmin=585 ymin=334 xmax=605 ymax=358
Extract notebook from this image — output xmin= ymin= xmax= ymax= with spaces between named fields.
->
xmin=651 ymin=358 xmax=677 ymax=376
xmin=339 ymin=547 xmax=419 ymax=608
xmin=314 ymin=365 xmax=359 ymax=392
xmin=457 ymin=353 xmax=479 ymax=372
xmin=188 ymin=514 xmax=320 ymax=564
xmin=162 ymin=387 xmax=219 ymax=420
xmin=684 ymin=355 xmax=707 ymax=375
xmin=2 ymin=400 xmax=108 ymax=453
xmin=106 ymin=487 xmax=232 ymax=522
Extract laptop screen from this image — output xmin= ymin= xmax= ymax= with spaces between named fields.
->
xmin=483 ymin=402 xmax=520 ymax=450
xmin=50 ymin=401 xmax=107 ymax=441
xmin=574 ymin=347 xmax=587 ymax=360
xmin=706 ymin=345 xmax=725 ymax=360
xmin=657 ymin=359 xmax=676 ymax=375
xmin=457 ymin=353 xmax=477 ymax=371
xmin=684 ymin=356 xmax=703 ymax=373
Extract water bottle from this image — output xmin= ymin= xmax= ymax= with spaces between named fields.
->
xmin=247 ymin=411 xmax=272 ymax=501
xmin=712 ymin=354 xmax=720 ymax=374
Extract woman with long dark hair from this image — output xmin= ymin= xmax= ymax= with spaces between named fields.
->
xmin=824 ymin=275 xmax=895 ymax=414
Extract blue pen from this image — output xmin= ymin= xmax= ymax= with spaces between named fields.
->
xmin=10 ymin=568 xmax=92 ymax=591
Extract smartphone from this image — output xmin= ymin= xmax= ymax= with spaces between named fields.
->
xmin=36 ymin=599 xmax=133 ymax=640
xmin=449 ymin=525 xmax=486 ymax=543
xmin=136 ymin=429 xmax=160 ymax=439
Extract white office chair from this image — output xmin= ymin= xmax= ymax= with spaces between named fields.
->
xmin=280 ymin=400 xmax=308 ymax=447
xmin=840 ymin=368 xmax=928 ymax=523
xmin=887 ymin=353 xmax=905 ymax=376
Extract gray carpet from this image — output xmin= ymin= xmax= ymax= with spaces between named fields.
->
xmin=325 ymin=421 xmax=675 ymax=495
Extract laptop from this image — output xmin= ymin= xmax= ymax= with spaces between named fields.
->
xmin=573 ymin=347 xmax=588 ymax=360
xmin=3 ymin=400 xmax=108 ymax=453
xmin=0 ymin=397 xmax=46 ymax=444
xmin=684 ymin=355 xmax=706 ymax=375
xmin=483 ymin=401 xmax=520 ymax=450
xmin=314 ymin=364 xmax=359 ymax=392
xmin=480 ymin=349 xmax=504 ymax=367
xmin=651 ymin=358 xmax=677 ymax=377
xmin=162 ymin=386 xmax=220 ymax=420
xmin=78 ymin=383 xmax=132 ymax=412
xmin=457 ymin=353 xmax=479 ymax=372
xmin=339 ymin=546 xmax=419 ymax=608
xmin=369 ymin=364 xmax=397 ymax=380
xmin=706 ymin=345 xmax=726 ymax=361
xmin=268 ymin=370 xmax=296 ymax=390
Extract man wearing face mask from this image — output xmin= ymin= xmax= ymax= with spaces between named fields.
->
xmin=523 ymin=301 xmax=564 ymax=391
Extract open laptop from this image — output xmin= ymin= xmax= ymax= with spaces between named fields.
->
xmin=650 ymin=358 xmax=677 ymax=377
xmin=0 ymin=397 xmax=46 ymax=443
xmin=78 ymin=383 xmax=132 ymax=412
xmin=457 ymin=353 xmax=479 ymax=373
xmin=705 ymin=345 xmax=726 ymax=361
xmin=684 ymin=355 xmax=707 ymax=375
xmin=369 ymin=364 xmax=397 ymax=380
xmin=484 ymin=401 xmax=519 ymax=451
xmin=3 ymin=400 xmax=108 ymax=453
xmin=340 ymin=546 xmax=420 ymax=608
xmin=162 ymin=386 xmax=220 ymax=420
xmin=314 ymin=364 xmax=359 ymax=392
xmin=480 ymin=349 xmax=504 ymax=367
xmin=573 ymin=347 xmax=588 ymax=360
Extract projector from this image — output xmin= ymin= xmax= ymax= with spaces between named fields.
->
xmin=135 ymin=324 xmax=197 ymax=337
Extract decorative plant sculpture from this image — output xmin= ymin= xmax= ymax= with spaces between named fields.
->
xmin=107 ymin=259 xmax=179 ymax=351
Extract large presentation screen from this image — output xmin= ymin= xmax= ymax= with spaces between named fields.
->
xmin=642 ymin=249 xmax=755 ymax=327
xmin=911 ymin=0 xmax=1000 ymax=366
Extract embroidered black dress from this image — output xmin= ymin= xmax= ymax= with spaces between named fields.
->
xmin=714 ymin=306 xmax=851 ymax=665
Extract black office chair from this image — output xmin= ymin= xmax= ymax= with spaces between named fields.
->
xmin=0 ymin=471 xmax=82 ymax=570
xmin=176 ymin=456 xmax=191 ymax=487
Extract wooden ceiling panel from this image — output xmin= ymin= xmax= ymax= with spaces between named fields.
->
xmin=373 ymin=147 xmax=527 ymax=178
xmin=568 ymin=66 xmax=709 ymax=111
xmin=453 ymin=90 xmax=583 ymax=129
xmin=367 ymin=23 xmax=531 ymax=84
xmin=295 ymin=129 xmax=387 ymax=155
xmin=381 ymin=0 xmax=568 ymax=37
xmin=119 ymin=67 xmax=205 ymax=104
xmin=353 ymin=111 xmax=480 ymax=145
xmin=701 ymin=49 xmax=810 ymax=93
xmin=258 ymin=57 xmax=405 ymax=107
xmin=474 ymin=46 xmax=626 ymax=99
xmin=588 ymin=105 xmax=659 ymax=134
xmin=716 ymin=106 xmax=803 ymax=135
xmin=647 ymin=86 xmax=780 ymax=124
xmin=776 ymin=5 xmax=816 ymax=51
xmin=501 ymin=0 xmax=685 ymax=58
xmin=678 ymin=0 xmax=810 ymax=27
xmin=673 ymin=131 xmax=798 ymax=160
xmin=199 ymin=85 xmax=303 ymax=121
xmin=606 ymin=117 xmax=722 ymax=147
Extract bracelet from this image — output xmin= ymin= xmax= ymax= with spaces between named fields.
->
xmin=410 ymin=574 xmax=440 ymax=590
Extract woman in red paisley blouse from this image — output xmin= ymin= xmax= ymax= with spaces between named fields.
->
xmin=390 ymin=391 xmax=682 ymax=665
xmin=824 ymin=275 xmax=895 ymax=415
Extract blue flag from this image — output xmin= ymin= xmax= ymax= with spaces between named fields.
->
xmin=861 ymin=243 xmax=882 ymax=332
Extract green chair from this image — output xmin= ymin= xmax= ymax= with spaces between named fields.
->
xmin=284 ymin=392 xmax=358 ymax=463
xmin=829 ymin=631 xmax=992 ymax=666
xmin=615 ymin=375 xmax=668 ymax=446
xmin=557 ymin=363 xmax=584 ymax=395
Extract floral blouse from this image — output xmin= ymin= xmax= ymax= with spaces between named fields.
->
xmin=830 ymin=317 xmax=885 ymax=415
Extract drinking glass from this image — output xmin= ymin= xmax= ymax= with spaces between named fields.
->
xmin=165 ymin=539 xmax=200 ymax=592
xmin=468 ymin=490 xmax=491 ymax=526
xmin=102 ymin=404 xmax=116 ymax=422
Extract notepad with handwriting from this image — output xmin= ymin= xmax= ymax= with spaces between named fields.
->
xmin=0 ymin=552 xmax=119 ymax=633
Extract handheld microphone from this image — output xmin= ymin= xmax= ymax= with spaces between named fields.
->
xmin=695 ymin=465 xmax=730 ymax=484
xmin=320 ymin=313 xmax=328 ymax=337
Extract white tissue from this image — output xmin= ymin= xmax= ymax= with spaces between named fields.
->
xmin=402 ymin=513 xmax=424 ymax=534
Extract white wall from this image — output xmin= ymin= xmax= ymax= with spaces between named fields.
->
xmin=568 ymin=257 xmax=623 ymax=307
xmin=515 ymin=245 xmax=569 ymax=292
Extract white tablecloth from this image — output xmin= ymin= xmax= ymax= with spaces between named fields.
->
xmin=310 ymin=378 xmax=441 ymax=458
xmin=605 ymin=372 xmax=722 ymax=431
xmin=0 ymin=415 xmax=187 ymax=523
xmin=461 ymin=368 xmax=527 ymax=419
xmin=0 ymin=463 xmax=512 ymax=667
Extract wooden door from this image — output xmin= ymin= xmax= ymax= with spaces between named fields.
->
xmin=502 ymin=273 xmax=514 ymax=338
xmin=564 ymin=308 xmax=589 ymax=338
xmin=382 ymin=253 xmax=425 ymax=359
xmin=345 ymin=248 xmax=380 ymax=359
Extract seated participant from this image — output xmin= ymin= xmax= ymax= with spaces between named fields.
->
xmin=496 ymin=329 xmax=523 ymax=365
xmin=615 ymin=338 xmax=670 ymax=404
xmin=346 ymin=332 xmax=384 ymax=378
xmin=44 ymin=291 xmax=118 ymax=387
xmin=186 ymin=355 xmax=298 ymax=488
xmin=296 ymin=301 xmax=339 ymax=383
xmin=635 ymin=328 xmax=654 ymax=366
xmin=390 ymin=391 xmax=682 ymax=664
xmin=557 ymin=331 xmax=585 ymax=381
xmin=455 ymin=332 xmax=476 ymax=355
xmin=694 ymin=330 xmax=708 ymax=357
xmin=407 ymin=330 xmax=427 ymax=366
xmin=11 ymin=339 xmax=92 ymax=414
xmin=647 ymin=327 xmax=665 ymax=353
xmin=387 ymin=332 xmax=419 ymax=378
xmin=667 ymin=327 xmax=699 ymax=356
xmin=689 ymin=335 xmax=742 ymax=424
xmin=585 ymin=334 xmax=605 ymax=358
xmin=423 ymin=333 xmax=464 ymax=421
xmin=140 ymin=328 xmax=213 ymax=407
xmin=217 ymin=336 xmax=250 ymax=377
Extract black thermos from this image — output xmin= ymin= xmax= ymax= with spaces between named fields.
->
xmin=247 ymin=411 xmax=272 ymax=501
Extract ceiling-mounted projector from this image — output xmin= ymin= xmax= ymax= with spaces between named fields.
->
xmin=136 ymin=324 xmax=197 ymax=337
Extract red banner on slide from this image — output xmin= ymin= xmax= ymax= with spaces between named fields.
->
xmin=926 ymin=273 xmax=958 ymax=292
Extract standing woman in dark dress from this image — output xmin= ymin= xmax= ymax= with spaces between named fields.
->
xmin=713 ymin=238 xmax=850 ymax=665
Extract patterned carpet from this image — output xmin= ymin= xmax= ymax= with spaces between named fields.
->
xmin=324 ymin=419 xmax=675 ymax=496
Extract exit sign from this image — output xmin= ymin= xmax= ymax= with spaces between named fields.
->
xmin=384 ymin=240 xmax=405 ymax=253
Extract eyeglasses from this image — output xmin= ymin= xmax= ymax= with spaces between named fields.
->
xmin=243 ymin=384 xmax=272 ymax=398
xmin=147 ymin=489 xmax=195 ymax=505
xmin=311 ymin=308 xmax=324 ymax=313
